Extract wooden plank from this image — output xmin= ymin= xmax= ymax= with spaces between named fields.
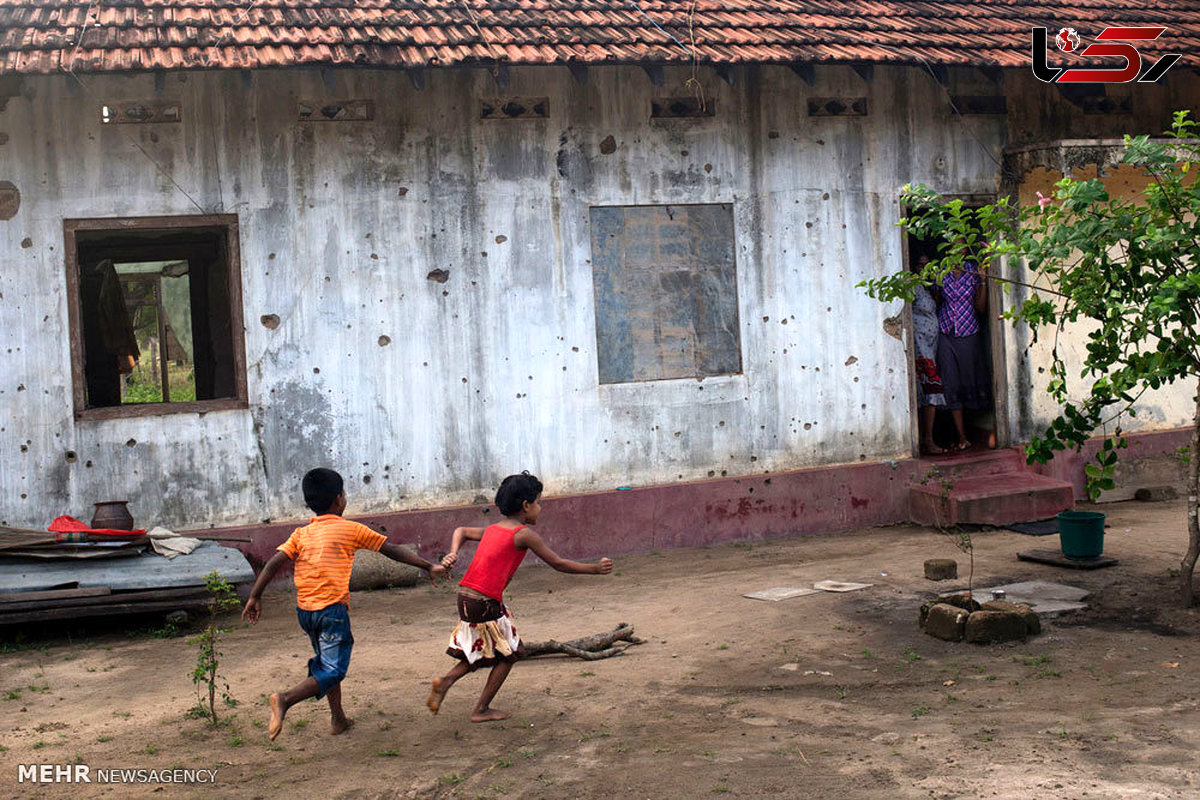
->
xmin=0 ymin=585 xmax=209 ymax=613
xmin=0 ymin=598 xmax=213 ymax=625
xmin=0 ymin=527 xmax=56 ymax=549
xmin=0 ymin=586 xmax=110 ymax=604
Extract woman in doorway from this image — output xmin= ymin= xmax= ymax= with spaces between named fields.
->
xmin=912 ymin=254 xmax=946 ymax=454
xmin=936 ymin=256 xmax=992 ymax=450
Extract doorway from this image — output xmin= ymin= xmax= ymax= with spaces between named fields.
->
xmin=902 ymin=196 xmax=1007 ymax=458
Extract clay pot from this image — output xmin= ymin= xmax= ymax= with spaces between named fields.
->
xmin=91 ymin=500 xmax=134 ymax=530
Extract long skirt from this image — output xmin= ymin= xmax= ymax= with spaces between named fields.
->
xmin=936 ymin=332 xmax=992 ymax=410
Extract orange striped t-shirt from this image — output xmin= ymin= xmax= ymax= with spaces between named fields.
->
xmin=278 ymin=515 xmax=386 ymax=611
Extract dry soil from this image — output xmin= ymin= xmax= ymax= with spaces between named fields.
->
xmin=3 ymin=499 xmax=1200 ymax=799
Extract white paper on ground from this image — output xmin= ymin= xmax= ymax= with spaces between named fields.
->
xmin=813 ymin=580 xmax=874 ymax=593
xmin=742 ymin=587 xmax=821 ymax=601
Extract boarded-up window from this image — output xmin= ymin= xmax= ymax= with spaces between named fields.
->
xmin=590 ymin=204 xmax=741 ymax=384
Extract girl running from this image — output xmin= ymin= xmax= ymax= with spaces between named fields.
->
xmin=427 ymin=471 xmax=612 ymax=722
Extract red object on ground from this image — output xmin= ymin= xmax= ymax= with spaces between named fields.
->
xmin=48 ymin=515 xmax=146 ymax=537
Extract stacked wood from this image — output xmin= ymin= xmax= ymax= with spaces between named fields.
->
xmin=523 ymin=623 xmax=645 ymax=660
xmin=0 ymin=584 xmax=214 ymax=625
xmin=0 ymin=537 xmax=255 ymax=625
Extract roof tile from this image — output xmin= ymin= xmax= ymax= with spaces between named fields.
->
xmin=0 ymin=0 xmax=1194 ymax=75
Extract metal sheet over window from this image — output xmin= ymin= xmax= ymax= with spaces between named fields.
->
xmin=590 ymin=204 xmax=741 ymax=384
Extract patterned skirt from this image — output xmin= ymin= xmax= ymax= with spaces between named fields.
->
xmin=446 ymin=591 xmax=523 ymax=670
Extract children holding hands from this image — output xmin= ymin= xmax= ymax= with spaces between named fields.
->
xmin=242 ymin=468 xmax=610 ymax=738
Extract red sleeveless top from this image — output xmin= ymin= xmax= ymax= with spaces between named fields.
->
xmin=459 ymin=524 xmax=528 ymax=601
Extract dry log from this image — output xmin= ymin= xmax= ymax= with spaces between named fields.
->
xmin=523 ymin=623 xmax=645 ymax=660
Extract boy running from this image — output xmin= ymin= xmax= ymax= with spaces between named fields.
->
xmin=242 ymin=467 xmax=446 ymax=739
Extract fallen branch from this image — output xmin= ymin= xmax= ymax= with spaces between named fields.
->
xmin=523 ymin=623 xmax=645 ymax=660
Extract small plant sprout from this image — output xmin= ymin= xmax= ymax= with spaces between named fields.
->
xmin=188 ymin=571 xmax=242 ymax=725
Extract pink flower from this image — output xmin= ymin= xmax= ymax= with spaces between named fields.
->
xmin=1036 ymin=191 xmax=1052 ymax=210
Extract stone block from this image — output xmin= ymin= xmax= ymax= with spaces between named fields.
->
xmin=924 ymin=559 xmax=958 ymax=581
xmin=922 ymin=603 xmax=968 ymax=642
xmin=350 ymin=547 xmax=422 ymax=591
xmin=965 ymin=610 xmax=1028 ymax=644
xmin=980 ymin=600 xmax=1041 ymax=636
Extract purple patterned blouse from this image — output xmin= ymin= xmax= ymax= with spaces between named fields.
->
xmin=937 ymin=263 xmax=981 ymax=336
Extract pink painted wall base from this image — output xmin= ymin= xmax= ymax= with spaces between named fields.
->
xmin=199 ymin=427 xmax=1189 ymax=581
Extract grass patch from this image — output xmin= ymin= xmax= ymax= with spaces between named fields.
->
xmin=1013 ymin=654 xmax=1052 ymax=667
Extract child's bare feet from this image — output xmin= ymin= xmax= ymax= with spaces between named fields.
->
xmin=268 ymin=693 xmax=285 ymax=740
xmin=331 ymin=717 xmax=353 ymax=736
xmin=470 ymin=707 xmax=511 ymax=723
xmin=426 ymin=678 xmax=447 ymax=715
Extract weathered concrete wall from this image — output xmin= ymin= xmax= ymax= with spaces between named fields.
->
xmin=1004 ymin=70 xmax=1199 ymax=148
xmin=0 ymin=64 xmax=1003 ymax=531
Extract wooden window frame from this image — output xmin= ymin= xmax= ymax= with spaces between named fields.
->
xmin=63 ymin=214 xmax=249 ymax=421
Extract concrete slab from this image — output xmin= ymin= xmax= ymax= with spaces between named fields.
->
xmin=978 ymin=580 xmax=1090 ymax=617
xmin=987 ymin=580 xmax=1090 ymax=601
xmin=743 ymin=587 xmax=820 ymax=601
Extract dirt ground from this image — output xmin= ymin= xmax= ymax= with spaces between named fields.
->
xmin=3 ymin=498 xmax=1200 ymax=799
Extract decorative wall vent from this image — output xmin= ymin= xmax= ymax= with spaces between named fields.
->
xmin=651 ymin=97 xmax=714 ymax=118
xmin=950 ymin=95 xmax=1008 ymax=115
xmin=297 ymin=100 xmax=374 ymax=122
xmin=481 ymin=97 xmax=549 ymax=119
xmin=100 ymin=102 xmax=181 ymax=124
xmin=808 ymin=97 xmax=867 ymax=116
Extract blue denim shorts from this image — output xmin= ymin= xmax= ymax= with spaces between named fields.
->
xmin=296 ymin=603 xmax=353 ymax=698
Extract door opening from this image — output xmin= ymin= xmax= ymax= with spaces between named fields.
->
xmin=903 ymin=199 xmax=1005 ymax=458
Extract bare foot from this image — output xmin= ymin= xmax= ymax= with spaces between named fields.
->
xmin=426 ymin=677 xmax=446 ymax=715
xmin=331 ymin=717 xmax=354 ymax=736
xmin=470 ymin=707 xmax=511 ymax=723
xmin=268 ymin=693 xmax=285 ymax=741
xmin=922 ymin=441 xmax=946 ymax=455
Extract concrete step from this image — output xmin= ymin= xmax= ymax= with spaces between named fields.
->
xmin=913 ymin=447 xmax=1027 ymax=481
xmin=909 ymin=470 xmax=1075 ymax=527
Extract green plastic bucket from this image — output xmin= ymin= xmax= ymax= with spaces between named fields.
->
xmin=1057 ymin=510 xmax=1105 ymax=560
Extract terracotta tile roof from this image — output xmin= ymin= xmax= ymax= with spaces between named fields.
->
xmin=0 ymin=0 xmax=1196 ymax=75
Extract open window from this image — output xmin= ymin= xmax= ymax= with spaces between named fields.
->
xmin=64 ymin=215 xmax=247 ymax=419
